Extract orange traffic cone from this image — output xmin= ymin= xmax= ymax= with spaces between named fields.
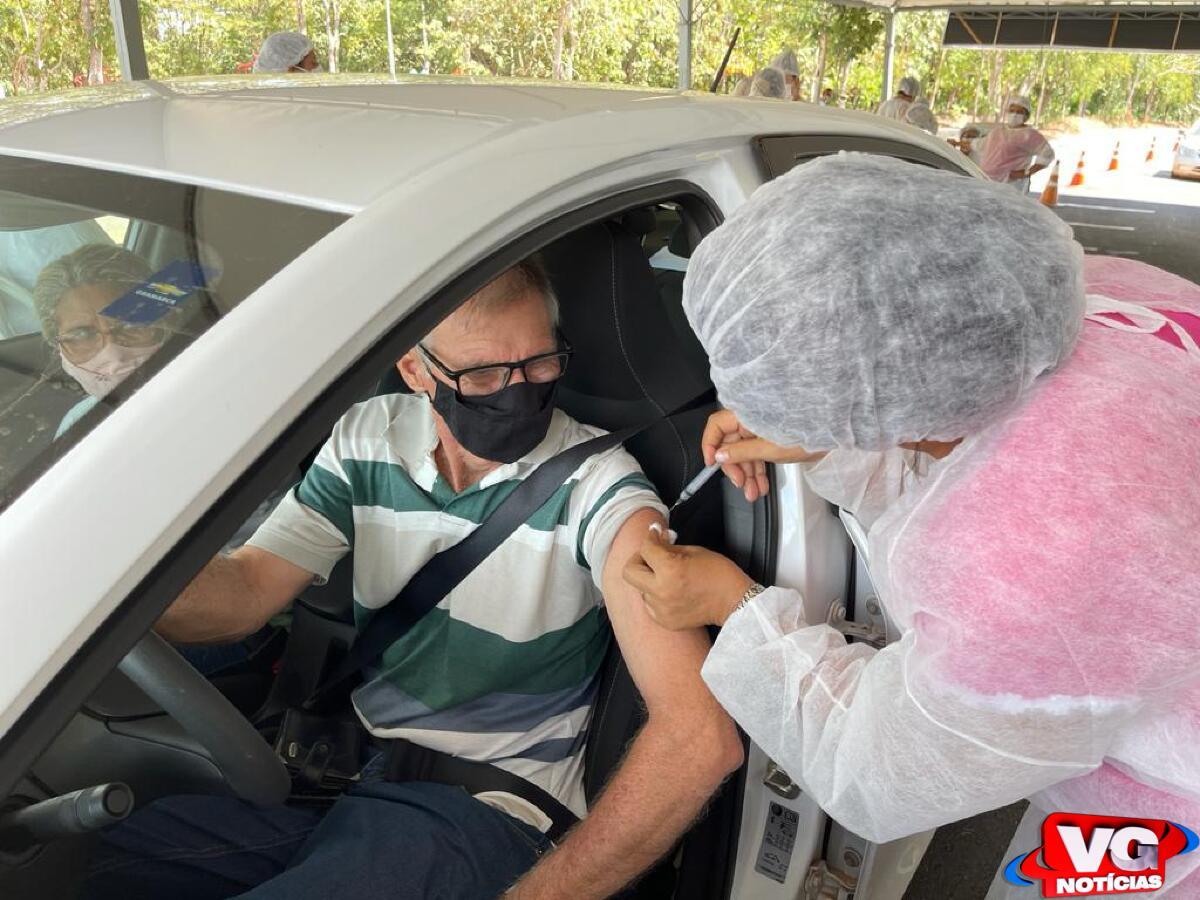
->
xmin=1040 ymin=161 xmax=1061 ymax=207
xmin=1146 ymin=137 xmax=1156 ymax=163
xmin=1107 ymin=142 xmax=1120 ymax=171
xmin=1069 ymin=152 xmax=1086 ymax=187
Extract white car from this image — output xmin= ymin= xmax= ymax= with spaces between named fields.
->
xmin=1172 ymin=120 xmax=1200 ymax=180
xmin=0 ymin=76 xmax=974 ymax=899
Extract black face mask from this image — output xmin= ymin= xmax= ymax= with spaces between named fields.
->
xmin=428 ymin=378 xmax=557 ymax=464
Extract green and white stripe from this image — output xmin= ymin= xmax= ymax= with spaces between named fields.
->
xmin=249 ymin=392 xmax=663 ymax=817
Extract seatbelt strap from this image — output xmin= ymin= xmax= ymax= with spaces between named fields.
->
xmin=304 ymin=390 xmax=715 ymax=710
xmin=383 ymin=738 xmax=579 ymax=842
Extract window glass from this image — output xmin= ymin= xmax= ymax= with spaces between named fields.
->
xmin=0 ymin=156 xmax=346 ymax=510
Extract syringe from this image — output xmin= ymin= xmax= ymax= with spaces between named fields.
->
xmin=669 ymin=462 xmax=722 ymax=513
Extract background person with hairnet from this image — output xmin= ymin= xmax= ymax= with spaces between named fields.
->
xmin=903 ymin=97 xmax=938 ymax=134
xmin=769 ymin=49 xmax=802 ymax=100
xmin=951 ymin=122 xmax=987 ymax=163
xmin=975 ymin=95 xmax=1054 ymax=192
xmin=748 ymin=67 xmax=787 ymax=101
xmin=253 ymin=31 xmax=321 ymax=73
xmin=622 ymin=153 xmax=1200 ymax=893
xmin=876 ymin=75 xmax=919 ymax=120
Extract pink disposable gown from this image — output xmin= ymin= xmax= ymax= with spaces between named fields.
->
xmin=702 ymin=256 xmax=1200 ymax=890
xmin=976 ymin=124 xmax=1055 ymax=186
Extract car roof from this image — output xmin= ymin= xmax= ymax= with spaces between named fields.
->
xmin=0 ymin=75 xmax=958 ymax=214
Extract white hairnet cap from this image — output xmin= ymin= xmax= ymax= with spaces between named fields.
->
xmin=254 ymin=31 xmax=314 ymax=72
xmin=682 ymin=153 xmax=1086 ymax=450
xmin=769 ymin=50 xmax=800 ymax=78
xmin=898 ymin=76 xmax=920 ymax=96
xmin=1008 ymin=94 xmax=1033 ymax=114
xmin=904 ymin=100 xmax=938 ymax=134
xmin=749 ymin=68 xmax=787 ymax=99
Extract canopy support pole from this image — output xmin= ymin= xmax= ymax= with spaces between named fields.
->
xmin=882 ymin=9 xmax=896 ymax=103
xmin=678 ymin=0 xmax=693 ymax=90
xmin=385 ymin=0 xmax=397 ymax=78
xmin=109 ymin=0 xmax=149 ymax=81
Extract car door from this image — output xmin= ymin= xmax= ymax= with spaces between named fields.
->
xmin=0 ymin=125 xmax=770 ymax=899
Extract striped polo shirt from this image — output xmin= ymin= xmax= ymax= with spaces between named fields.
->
xmin=248 ymin=392 xmax=663 ymax=823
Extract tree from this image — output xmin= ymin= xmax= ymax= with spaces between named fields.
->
xmin=1 ymin=0 xmax=1196 ymax=125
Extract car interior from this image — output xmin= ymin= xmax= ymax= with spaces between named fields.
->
xmin=0 ymin=191 xmax=775 ymax=899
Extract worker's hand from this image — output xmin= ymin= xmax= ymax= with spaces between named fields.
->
xmin=701 ymin=409 xmax=826 ymax=503
xmin=623 ymin=526 xmax=755 ymax=630
xmin=1009 ymin=168 xmax=1029 ymax=181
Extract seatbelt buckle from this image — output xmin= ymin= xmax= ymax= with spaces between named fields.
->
xmin=275 ymin=708 xmax=364 ymax=790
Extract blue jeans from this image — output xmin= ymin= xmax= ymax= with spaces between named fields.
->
xmin=85 ymin=780 xmax=552 ymax=900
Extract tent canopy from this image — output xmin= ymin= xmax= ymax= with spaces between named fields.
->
xmin=826 ymin=0 xmax=1200 ymax=99
xmin=944 ymin=6 xmax=1200 ymax=51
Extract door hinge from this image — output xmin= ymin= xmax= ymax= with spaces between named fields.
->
xmin=826 ymin=601 xmax=886 ymax=648
xmin=763 ymin=760 xmax=800 ymax=799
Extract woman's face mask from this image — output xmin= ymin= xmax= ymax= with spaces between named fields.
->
xmin=54 ymin=284 xmax=167 ymax=400
xmin=60 ymin=338 xmax=162 ymax=399
xmin=1005 ymin=112 xmax=1027 ymax=127
xmin=802 ymin=447 xmax=929 ymax=532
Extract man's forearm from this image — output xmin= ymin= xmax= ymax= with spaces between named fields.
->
xmin=155 ymin=553 xmax=271 ymax=644
xmin=510 ymin=713 xmax=741 ymax=899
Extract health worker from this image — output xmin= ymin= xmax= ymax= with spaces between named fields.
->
xmin=876 ymin=76 xmax=919 ymax=121
xmin=623 ymin=152 xmax=1200 ymax=895
xmin=976 ymin=95 xmax=1054 ymax=192
xmin=748 ymin=68 xmax=787 ymax=101
xmin=254 ymin=31 xmax=322 ymax=73
xmin=769 ymin=50 xmax=802 ymax=101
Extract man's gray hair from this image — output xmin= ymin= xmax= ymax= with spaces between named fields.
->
xmin=473 ymin=256 xmax=560 ymax=327
xmin=427 ymin=256 xmax=560 ymax=350
xmin=33 ymin=243 xmax=153 ymax=340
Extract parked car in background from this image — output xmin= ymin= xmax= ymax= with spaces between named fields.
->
xmin=1172 ymin=120 xmax=1200 ymax=180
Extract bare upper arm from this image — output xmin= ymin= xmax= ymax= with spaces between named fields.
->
xmin=600 ymin=508 xmax=725 ymax=719
xmin=229 ymin=544 xmax=316 ymax=622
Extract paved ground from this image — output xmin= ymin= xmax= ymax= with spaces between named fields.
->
xmin=1030 ymin=126 xmax=1200 ymax=283
xmin=904 ymin=802 xmax=1028 ymax=900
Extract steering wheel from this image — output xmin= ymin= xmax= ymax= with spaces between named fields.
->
xmin=118 ymin=631 xmax=290 ymax=806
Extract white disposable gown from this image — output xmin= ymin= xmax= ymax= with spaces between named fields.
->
xmin=701 ymin=255 xmax=1200 ymax=893
xmin=876 ymin=96 xmax=913 ymax=121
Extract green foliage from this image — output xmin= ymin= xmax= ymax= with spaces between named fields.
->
xmin=2 ymin=1 xmax=119 ymax=92
xmin=2 ymin=0 xmax=1197 ymax=124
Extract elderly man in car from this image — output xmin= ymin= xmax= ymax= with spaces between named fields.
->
xmin=85 ymin=257 xmax=743 ymax=900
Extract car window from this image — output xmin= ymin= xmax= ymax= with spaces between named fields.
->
xmin=753 ymin=134 xmax=969 ymax=181
xmin=0 ymin=156 xmax=346 ymax=510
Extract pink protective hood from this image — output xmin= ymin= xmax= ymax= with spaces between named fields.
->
xmin=868 ymin=254 xmax=1200 ymax=830
xmin=879 ymin=255 xmax=1200 ymax=699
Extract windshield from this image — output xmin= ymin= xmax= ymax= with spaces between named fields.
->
xmin=0 ymin=157 xmax=345 ymax=510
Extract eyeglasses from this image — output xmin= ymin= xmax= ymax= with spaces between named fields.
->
xmin=418 ymin=338 xmax=573 ymax=398
xmin=55 ymin=321 xmax=167 ymax=365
